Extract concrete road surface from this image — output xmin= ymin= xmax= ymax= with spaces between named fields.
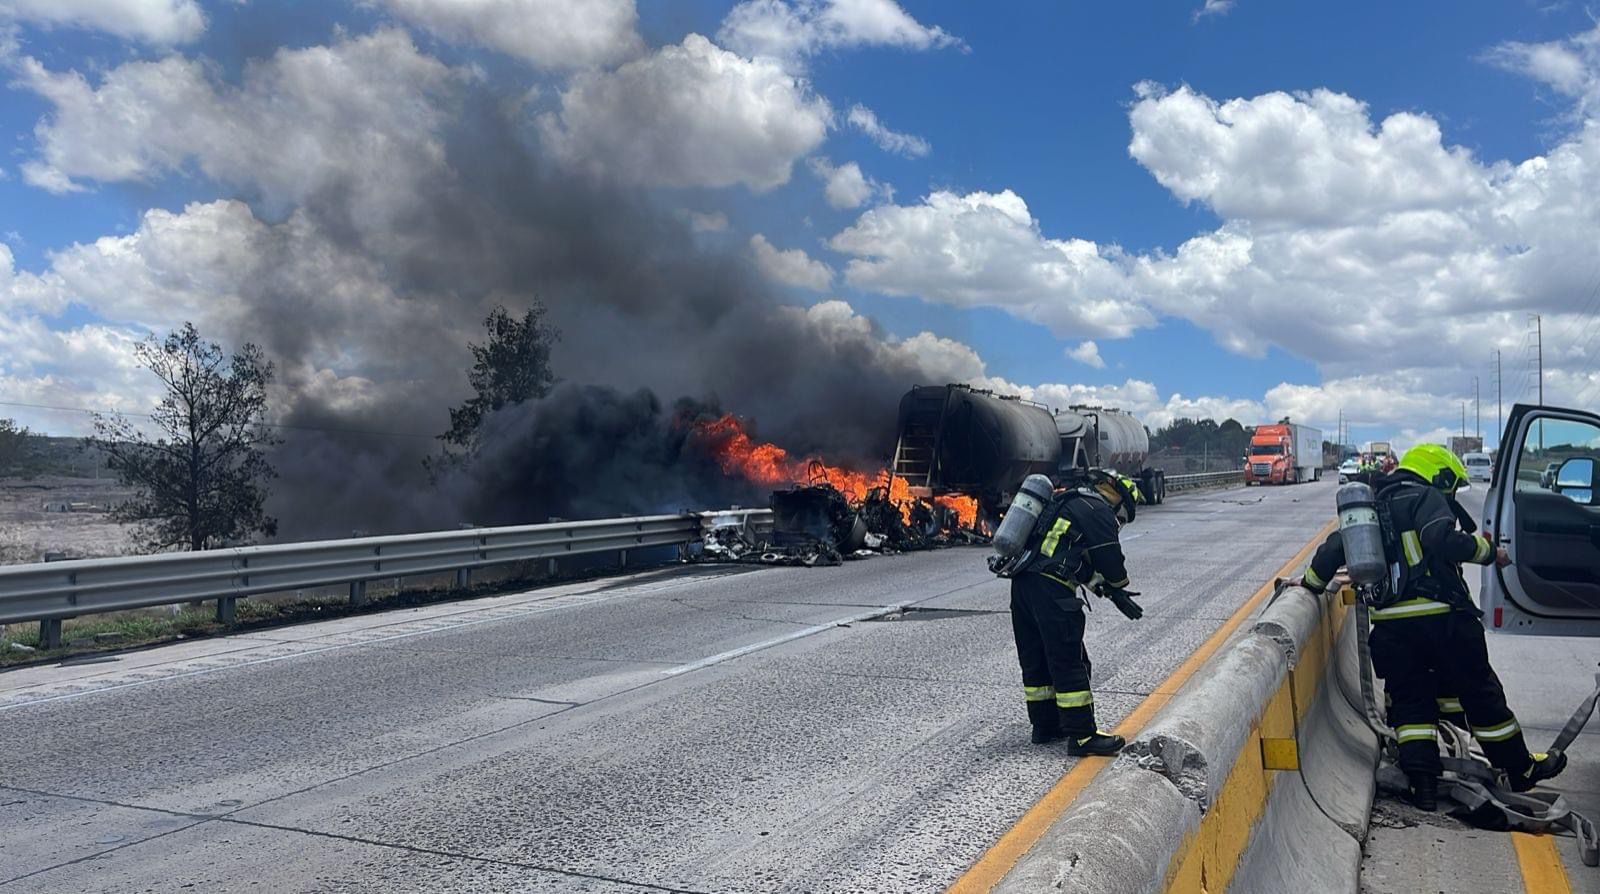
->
xmin=1360 ymin=484 xmax=1600 ymax=894
xmin=1 ymin=480 xmax=1334 ymax=893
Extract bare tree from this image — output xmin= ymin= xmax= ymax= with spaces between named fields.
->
xmin=89 ymin=323 xmax=281 ymax=552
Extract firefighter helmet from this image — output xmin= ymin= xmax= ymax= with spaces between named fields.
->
xmin=1089 ymin=471 xmax=1137 ymax=525
xmin=1399 ymin=443 xmax=1467 ymax=494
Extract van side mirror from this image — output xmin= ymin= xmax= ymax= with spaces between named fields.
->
xmin=1554 ymin=457 xmax=1597 ymax=505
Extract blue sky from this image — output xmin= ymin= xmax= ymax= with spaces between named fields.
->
xmin=3 ymin=0 xmax=1600 ymax=452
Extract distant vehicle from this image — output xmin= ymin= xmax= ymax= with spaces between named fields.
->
xmin=1481 ymin=403 xmax=1600 ymax=636
xmin=1338 ymin=458 xmax=1360 ymax=483
xmin=1463 ymin=452 xmax=1492 ymax=482
xmin=1244 ymin=421 xmax=1323 ymax=485
xmin=1368 ymin=440 xmax=1393 ymax=459
xmin=1540 ymin=461 xmax=1562 ymax=488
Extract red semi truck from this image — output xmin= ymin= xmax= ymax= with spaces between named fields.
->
xmin=1244 ymin=421 xmax=1324 ymax=485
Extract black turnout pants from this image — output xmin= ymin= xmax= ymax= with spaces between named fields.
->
xmin=1011 ymin=572 xmax=1096 ymax=736
xmin=1369 ymin=610 xmax=1532 ymax=779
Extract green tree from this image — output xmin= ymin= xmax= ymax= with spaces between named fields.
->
xmin=88 ymin=323 xmax=281 ymax=552
xmin=0 ymin=418 xmax=34 ymax=475
xmin=438 ymin=303 xmax=560 ymax=455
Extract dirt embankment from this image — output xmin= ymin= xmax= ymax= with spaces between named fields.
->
xmin=0 ymin=476 xmax=138 ymax=566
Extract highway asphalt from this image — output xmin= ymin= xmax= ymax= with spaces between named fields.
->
xmin=1359 ymin=484 xmax=1600 ymax=894
xmin=0 ymin=479 xmax=1335 ymax=893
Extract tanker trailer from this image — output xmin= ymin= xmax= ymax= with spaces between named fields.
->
xmin=892 ymin=385 xmax=1059 ymax=516
xmin=1064 ymin=405 xmax=1167 ymax=504
xmin=890 ymin=385 xmax=1167 ymax=518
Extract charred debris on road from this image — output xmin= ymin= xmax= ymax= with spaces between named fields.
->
xmin=702 ymin=472 xmax=988 ymax=568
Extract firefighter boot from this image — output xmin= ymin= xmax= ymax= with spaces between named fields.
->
xmin=1511 ymin=751 xmax=1568 ymax=793
xmin=1067 ymin=731 xmax=1125 ymax=756
xmin=1407 ymin=773 xmax=1439 ymax=812
xmin=1027 ymin=700 xmax=1065 ymax=744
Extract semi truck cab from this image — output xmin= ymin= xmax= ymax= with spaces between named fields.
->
xmin=1246 ymin=439 xmax=1291 ymax=485
xmin=1243 ymin=421 xmax=1324 ymax=485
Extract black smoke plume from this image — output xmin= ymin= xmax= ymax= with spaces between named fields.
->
xmin=232 ymin=66 xmax=930 ymax=538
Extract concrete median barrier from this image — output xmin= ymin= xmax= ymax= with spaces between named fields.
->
xmin=992 ymin=582 xmax=1380 ymax=894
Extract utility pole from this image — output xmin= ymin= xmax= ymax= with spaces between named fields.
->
xmin=1533 ymin=313 xmax=1544 ymax=406
xmin=1461 ymin=402 xmax=1467 ymax=441
xmin=1493 ymin=350 xmax=1502 ymax=449
xmin=1473 ymin=376 xmax=1480 ymax=439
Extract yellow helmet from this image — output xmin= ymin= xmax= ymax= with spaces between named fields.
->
xmin=1120 ymin=476 xmax=1145 ymax=503
xmin=1398 ymin=443 xmax=1467 ymax=493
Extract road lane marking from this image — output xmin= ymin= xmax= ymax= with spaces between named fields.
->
xmin=1512 ymin=831 xmax=1573 ymax=894
xmin=661 ymin=602 xmax=911 ymax=676
xmin=661 ymin=579 xmax=995 ymax=677
xmin=945 ymin=519 xmax=1336 ymax=893
xmin=0 ymin=574 xmax=732 ymax=713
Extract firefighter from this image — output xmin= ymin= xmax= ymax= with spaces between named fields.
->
xmin=1298 ymin=444 xmax=1566 ymax=809
xmin=1008 ymin=472 xmax=1142 ymax=756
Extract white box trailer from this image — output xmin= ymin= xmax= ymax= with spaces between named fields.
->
xmin=1291 ymin=423 xmax=1323 ymax=482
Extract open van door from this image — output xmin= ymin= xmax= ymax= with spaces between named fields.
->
xmin=1481 ymin=403 xmax=1600 ymax=635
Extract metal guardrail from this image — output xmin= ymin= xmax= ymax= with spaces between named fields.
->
xmin=0 ymin=508 xmax=772 ymax=647
xmin=1164 ymin=470 xmax=1245 ymax=491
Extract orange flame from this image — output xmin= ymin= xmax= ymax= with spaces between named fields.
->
xmin=692 ymin=414 xmax=978 ymax=528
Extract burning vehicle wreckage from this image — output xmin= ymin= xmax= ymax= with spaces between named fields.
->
xmin=703 ymin=466 xmax=989 ymax=568
xmin=690 ymin=412 xmax=988 ymax=568
xmin=696 ymin=382 xmax=1165 ymax=568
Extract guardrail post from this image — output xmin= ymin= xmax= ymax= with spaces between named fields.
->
xmin=39 ymin=618 xmax=63 ymax=650
xmin=547 ymin=558 xmax=558 ymax=577
xmin=349 ymin=580 xmax=368 ymax=607
xmin=618 ymin=549 xmax=628 ymax=567
xmin=455 ymin=568 xmax=471 ymax=589
xmin=217 ymin=597 xmax=236 ymax=625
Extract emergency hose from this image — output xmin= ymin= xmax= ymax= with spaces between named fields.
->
xmin=1296 ymin=581 xmax=1600 ymax=868
xmin=1360 ymin=650 xmax=1600 ymax=867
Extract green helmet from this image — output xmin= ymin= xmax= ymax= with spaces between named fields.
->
xmin=1399 ymin=443 xmax=1467 ymax=493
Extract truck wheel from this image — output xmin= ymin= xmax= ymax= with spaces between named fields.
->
xmin=1157 ymin=473 xmax=1167 ymax=504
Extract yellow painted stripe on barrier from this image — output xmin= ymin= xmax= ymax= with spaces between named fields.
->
xmin=1158 ymin=576 xmax=1346 ymax=893
xmin=1511 ymin=831 xmax=1573 ymax=894
xmin=946 ymin=519 xmax=1336 ymax=894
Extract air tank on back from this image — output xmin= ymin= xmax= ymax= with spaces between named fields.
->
xmin=1336 ymin=482 xmax=1388 ymax=587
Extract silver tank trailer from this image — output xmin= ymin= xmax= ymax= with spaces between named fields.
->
xmin=1059 ymin=406 xmax=1150 ymax=476
xmin=1093 ymin=408 xmax=1151 ymax=476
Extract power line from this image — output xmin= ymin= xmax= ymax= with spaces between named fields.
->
xmin=0 ymin=399 xmax=439 ymax=440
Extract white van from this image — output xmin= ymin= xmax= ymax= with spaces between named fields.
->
xmin=1463 ymin=451 xmax=1492 ymax=481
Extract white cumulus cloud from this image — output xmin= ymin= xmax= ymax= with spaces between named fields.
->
xmin=750 ymin=233 xmax=833 ymax=290
xmin=539 ymin=34 xmax=831 ymax=191
xmin=0 ymin=0 xmax=205 ymax=44
xmin=1127 ymin=83 xmax=1491 ymax=226
xmin=1067 ymin=340 xmax=1105 ymax=369
xmin=847 ymin=104 xmax=930 ymax=157
xmin=809 ymin=156 xmax=885 ymax=209
xmin=1485 ymin=23 xmax=1600 ymax=118
xmin=373 ymin=0 xmax=643 ymax=69
xmin=718 ymin=0 xmax=961 ymax=66
xmin=828 ymin=188 xmax=1153 ymax=338
xmin=1193 ymin=0 xmax=1235 ymax=22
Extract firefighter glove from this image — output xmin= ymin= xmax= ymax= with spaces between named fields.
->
xmin=1105 ymin=587 xmax=1143 ymax=620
